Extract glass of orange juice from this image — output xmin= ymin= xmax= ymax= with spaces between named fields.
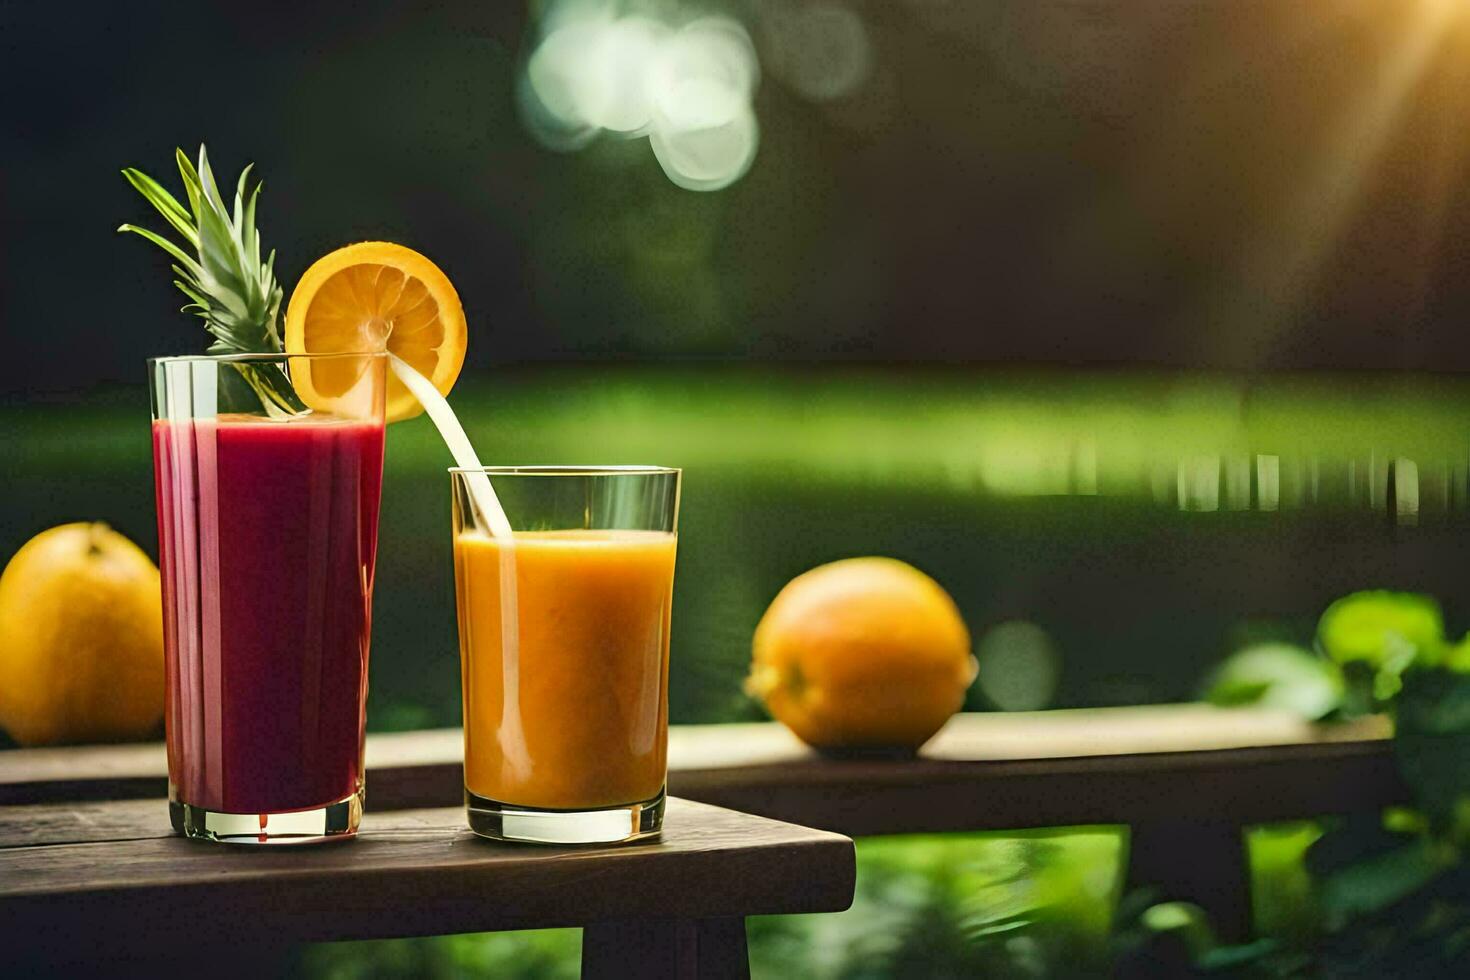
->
xmin=450 ymin=465 xmax=680 ymax=844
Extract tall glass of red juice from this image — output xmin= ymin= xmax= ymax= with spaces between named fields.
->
xmin=149 ymin=352 xmax=388 ymax=843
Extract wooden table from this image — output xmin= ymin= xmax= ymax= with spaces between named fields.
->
xmin=0 ymin=796 xmax=855 ymax=978
xmin=0 ymin=706 xmax=1401 ymax=942
xmin=0 ymin=705 xmax=1399 ymax=821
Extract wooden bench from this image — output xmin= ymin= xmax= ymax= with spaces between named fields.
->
xmin=1 ymin=705 xmax=1400 ymax=943
xmin=0 ymin=796 xmax=854 ymax=978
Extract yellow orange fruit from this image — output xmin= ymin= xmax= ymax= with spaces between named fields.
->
xmin=284 ymin=241 xmax=468 ymax=422
xmin=746 ymin=557 xmax=976 ymax=751
xmin=0 ymin=523 xmax=164 ymax=745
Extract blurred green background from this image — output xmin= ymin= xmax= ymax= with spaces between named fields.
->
xmin=6 ymin=0 xmax=1470 ymax=975
xmin=4 ymin=369 xmax=1466 ymax=976
xmin=5 ymin=369 xmax=1467 ymax=736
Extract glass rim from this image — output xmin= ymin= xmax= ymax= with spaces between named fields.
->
xmin=449 ymin=465 xmax=680 ymax=477
xmin=148 ymin=351 xmax=390 ymax=366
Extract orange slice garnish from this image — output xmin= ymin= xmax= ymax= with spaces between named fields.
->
xmin=284 ymin=241 xmax=467 ymax=422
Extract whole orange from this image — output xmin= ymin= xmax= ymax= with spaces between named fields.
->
xmin=746 ymin=557 xmax=976 ymax=751
xmin=0 ymin=523 xmax=164 ymax=745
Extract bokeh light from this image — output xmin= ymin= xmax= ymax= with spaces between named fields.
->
xmin=520 ymin=3 xmax=761 ymax=192
xmin=975 ymin=621 xmax=1062 ymax=712
xmin=581 ymin=16 xmax=668 ymax=133
xmin=651 ymin=103 xmax=760 ymax=192
xmin=519 ymin=18 xmax=605 ymax=150
xmin=759 ymin=1 xmax=873 ymax=103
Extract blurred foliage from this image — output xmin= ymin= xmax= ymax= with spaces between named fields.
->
xmin=1318 ymin=592 xmax=1446 ymax=669
xmin=1130 ymin=589 xmax=1470 ymax=977
xmin=1202 ymin=643 xmax=1342 ymax=720
xmin=1247 ymin=822 xmax=1326 ymax=942
xmin=297 ymin=829 xmax=1124 ymax=980
xmin=1321 ymin=591 xmax=1447 ymax=710
xmin=291 ymin=577 xmax=1470 ymax=978
xmin=295 ymin=929 xmax=580 ymax=980
xmin=1205 ymin=590 xmax=1460 ymax=722
xmin=791 ymin=830 xmax=1121 ymax=979
xmin=3 ymin=368 xmax=1467 ymax=750
xmin=3 ymin=372 xmax=1468 ymax=975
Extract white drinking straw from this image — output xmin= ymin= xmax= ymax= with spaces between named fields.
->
xmin=388 ymin=355 xmax=513 ymax=538
xmin=388 ymin=354 xmax=530 ymax=779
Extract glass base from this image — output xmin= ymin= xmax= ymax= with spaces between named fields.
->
xmin=466 ymin=786 xmax=665 ymax=845
xmin=170 ymin=788 xmax=363 ymax=845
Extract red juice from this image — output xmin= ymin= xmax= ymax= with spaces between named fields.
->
xmin=153 ymin=415 xmax=385 ymax=814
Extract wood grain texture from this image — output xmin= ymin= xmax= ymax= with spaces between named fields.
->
xmin=0 ymin=708 xmax=1401 ymax=833
xmin=665 ymin=707 xmax=1402 ymax=835
xmin=0 ymin=707 xmax=1397 ymax=964
xmin=671 ymin=739 xmax=1405 ymax=837
xmin=676 ymin=705 xmax=1392 ymax=766
xmin=0 ymin=798 xmax=854 ymax=955
xmin=0 ymin=730 xmax=466 ymax=809
xmin=0 ymin=798 xmax=168 ymax=848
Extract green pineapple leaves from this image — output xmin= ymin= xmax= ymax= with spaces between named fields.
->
xmin=119 ymin=145 xmax=284 ymax=356
xmin=120 ymin=145 xmax=303 ymax=416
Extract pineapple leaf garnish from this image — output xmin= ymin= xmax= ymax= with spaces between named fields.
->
xmin=121 ymin=145 xmax=303 ymax=415
xmin=120 ymin=146 xmax=284 ymax=355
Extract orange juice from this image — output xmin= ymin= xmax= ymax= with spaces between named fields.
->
xmin=454 ymin=529 xmax=677 ymax=810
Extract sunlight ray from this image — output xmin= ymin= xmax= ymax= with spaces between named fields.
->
xmin=1190 ymin=0 xmax=1462 ymax=363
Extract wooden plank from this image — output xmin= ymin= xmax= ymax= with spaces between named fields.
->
xmin=0 ymin=740 xmax=168 ymax=804
xmin=672 ymin=741 xmax=1405 ymax=837
xmin=663 ymin=707 xmax=1403 ymax=834
xmin=0 ymin=729 xmax=466 ymax=808
xmin=4 ymin=738 xmax=1403 ymax=845
xmin=0 ymin=798 xmax=170 ymax=848
xmin=674 ymin=705 xmax=1392 ymax=767
xmin=0 ymin=798 xmax=459 ymax=849
xmin=0 ymin=708 xmax=1401 ymax=833
xmin=0 ymin=798 xmax=855 ymax=956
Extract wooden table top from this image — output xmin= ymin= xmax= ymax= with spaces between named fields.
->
xmin=0 ymin=706 xmax=1400 ymax=835
xmin=0 ymin=796 xmax=855 ymax=953
xmin=669 ymin=706 xmax=1401 ymax=834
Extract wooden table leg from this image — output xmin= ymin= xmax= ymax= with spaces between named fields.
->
xmin=582 ymin=917 xmax=749 ymax=980
xmin=1128 ymin=819 xmax=1252 ymax=942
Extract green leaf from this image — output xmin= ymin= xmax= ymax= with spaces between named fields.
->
xmin=174 ymin=147 xmax=204 ymax=223
xmin=1394 ymin=669 xmax=1470 ymax=826
xmin=1305 ymin=812 xmax=1406 ymax=890
xmin=1373 ymin=639 xmax=1418 ymax=702
xmin=1202 ymin=643 xmax=1343 ymax=720
xmin=1139 ymin=902 xmax=1217 ymax=959
xmin=122 ymin=143 xmax=290 ymax=405
xmin=171 ymin=278 xmax=212 ymax=310
xmin=196 ymin=145 xmax=230 ymax=217
xmin=235 ymin=362 xmax=306 ymax=418
xmin=117 ymin=223 xmax=202 ymax=278
xmin=232 ymin=164 xmax=251 ymax=228
xmin=120 ymin=168 xmax=198 ymax=246
xmin=239 ymin=168 xmax=260 ymax=267
xmin=1196 ymin=938 xmax=1281 ymax=971
xmin=1382 ymin=806 xmax=1430 ymax=835
xmin=1318 ymin=591 xmax=1444 ymax=668
xmin=121 ymin=166 xmax=190 ymax=220
xmin=1398 ymin=669 xmax=1470 ymax=736
xmin=168 ymin=264 xmax=203 ymax=288
xmin=1317 ymin=841 xmax=1443 ymax=929
xmin=1208 ymin=679 xmax=1271 ymax=706
xmin=1445 ymin=633 xmax=1470 ymax=674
